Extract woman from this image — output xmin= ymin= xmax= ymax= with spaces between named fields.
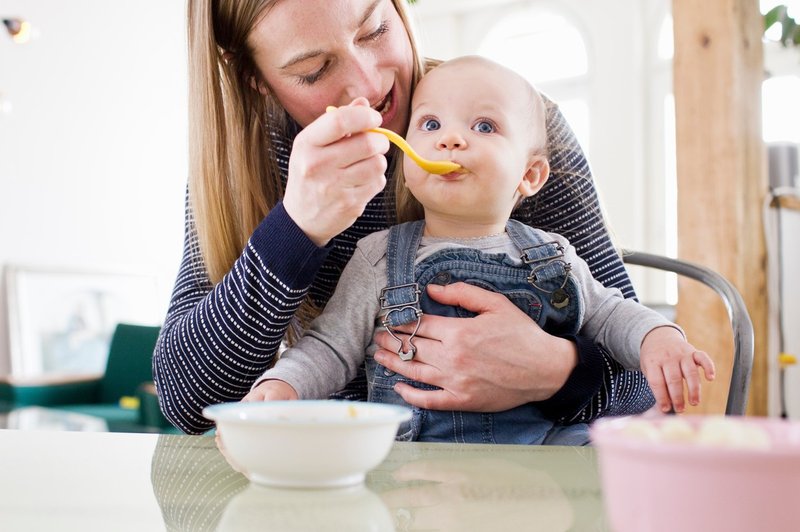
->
xmin=153 ymin=0 xmax=654 ymax=435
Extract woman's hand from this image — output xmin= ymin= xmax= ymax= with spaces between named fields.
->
xmin=242 ymin=379 xmax=299 ymax=402
xmin=283 ymin=97 xmax=390 ymax=246
xmin=373 ymin=282 xmax=579 ymax=412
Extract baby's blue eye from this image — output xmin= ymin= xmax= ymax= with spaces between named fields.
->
xmin=473 ymin=120 xmax=495 ymax=134
xmin=422 ymin=118 xmax=441 ymax=131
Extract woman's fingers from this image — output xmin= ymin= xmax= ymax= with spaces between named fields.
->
xmin=425 ymin=282 xmax=505 ymax=314
xmin=305 ymin=98 xmax=382 ymax=146
xmin=283 ymin=100 xmax=390 ymax=245
xmin=393 ymin=382 xmax=459 ymax=411
xmin=296 ymin=129 xmax=389 ymax=181
xmin=374 ymin=343 xmax=444 ymax=384
xmin=383 ymin=282 xmax=508 ymax=340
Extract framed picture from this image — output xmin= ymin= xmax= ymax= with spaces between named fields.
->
xmin=5 ymin=266 xmax=161 ymax=378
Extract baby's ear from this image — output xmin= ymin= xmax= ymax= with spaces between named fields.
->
xmin=518 ymin=156 xmax=550 ymax=197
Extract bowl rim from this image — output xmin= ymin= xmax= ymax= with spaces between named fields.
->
xmin=203 ymin=400 xmax=412 ymax=426
xmin=590 ymin=415 xmax=800 ymax=457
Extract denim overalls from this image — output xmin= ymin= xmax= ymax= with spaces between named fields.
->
xmin=366 ymin=219 xmax=591 ymax=445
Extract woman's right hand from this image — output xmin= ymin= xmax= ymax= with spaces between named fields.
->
xmin=283 ymin=97 xmax=390 ymax=246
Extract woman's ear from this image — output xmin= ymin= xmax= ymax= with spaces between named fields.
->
xmin=517 ymin=156 xmax=550 ymax=197
xmin=248 ymin=75 xmax=270 ymax=96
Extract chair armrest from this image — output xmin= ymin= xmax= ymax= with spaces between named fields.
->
xmin=0 ymin=374 xmax=103 ymax=407
xmin=621 ymin=249 xmax=754 ymax=415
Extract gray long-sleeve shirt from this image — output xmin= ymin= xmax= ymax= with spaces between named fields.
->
xmin=258 ymin=228 xmax=679 ymax=403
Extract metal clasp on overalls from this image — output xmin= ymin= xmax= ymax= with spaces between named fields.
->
xmin=520 ymin=242 xmax=573 ymax=310
xmin=379 ymin=283 xmax=423 ymax=361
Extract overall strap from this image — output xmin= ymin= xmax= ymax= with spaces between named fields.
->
xmin=506 ymin=219 xmax=574 ymax=309
xmin=381 ymin=220 xmax=426 ymax=360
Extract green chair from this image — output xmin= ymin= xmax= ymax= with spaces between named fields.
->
xmin=0 ymin=323 xmax=177 ymax=433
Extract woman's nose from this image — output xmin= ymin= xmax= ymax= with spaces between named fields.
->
xmin=342 ymin=54 xmax=383 ymax=103
xmin=437 ymin=131 xmax=467 ymax=151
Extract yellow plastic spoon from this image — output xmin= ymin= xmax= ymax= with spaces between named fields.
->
xmin=325 ymin=106 xmax=462 ymax=175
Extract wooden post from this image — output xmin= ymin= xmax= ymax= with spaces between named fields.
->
xmin=672 ymin=0 xmax=768 ymax=415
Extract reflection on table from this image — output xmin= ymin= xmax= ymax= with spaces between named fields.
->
xmin=0 ymin=429 xmax=608 ymax=531
xmin=0 ymin=406 xmax=109 ymax=431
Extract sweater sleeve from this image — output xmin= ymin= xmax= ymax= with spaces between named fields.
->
xmin=253 ymin=246 xmax=381 ymax=400
xmin=562 ymin=236 xmax=683 ymax=370
xmin=518 ymin=98 xmax=655 ymax=421
xmin=152 ymin=194 xmax=331 ymax=434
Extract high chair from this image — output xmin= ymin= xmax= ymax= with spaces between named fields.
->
xmin=622 ymin=250 xmax=754 ymax=415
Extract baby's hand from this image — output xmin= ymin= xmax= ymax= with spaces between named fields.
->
xmin=242 ymin=379 xmax=299 ymax=402
xmin=640 ymin=326 xmax=716 ymax=413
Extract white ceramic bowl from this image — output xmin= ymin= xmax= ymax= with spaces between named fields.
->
xmin=203 ymin=400 xmax=411 ymax=488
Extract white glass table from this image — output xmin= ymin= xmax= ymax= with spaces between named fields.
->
xmin=0 ymin=429 xmax=608 ymax=531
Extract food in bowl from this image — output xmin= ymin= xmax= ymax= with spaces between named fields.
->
xmin=617 ymin=415 xmax=771 ymax=449
xmin=591 ymin=415 xmax=800 ymax=532
xmin=203 ymin=400 xmax=412 ymax=489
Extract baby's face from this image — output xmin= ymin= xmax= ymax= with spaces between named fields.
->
xmin=403 ymin=58 xmax=543 ymax=224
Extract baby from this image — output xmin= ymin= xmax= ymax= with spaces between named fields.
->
xmin=246 ymin=56 xmax=715 ymax=444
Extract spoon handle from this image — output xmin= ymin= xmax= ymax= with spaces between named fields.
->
xmin=324 ymin=106 xmax=461 ymax=175
xmin=368 ymin=127 xmax=420 ymax=163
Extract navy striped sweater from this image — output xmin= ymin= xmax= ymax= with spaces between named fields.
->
xmin=153 ymin=106 xmax=655 ymax=434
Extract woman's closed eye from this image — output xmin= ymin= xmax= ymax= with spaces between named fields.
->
xmin=294 ymin=21 xmax=389 ymax=86
xmin=297 ymin=60 xmax=331 ymax=86
xmin=361 ymin=20 xmax=389 ymax=43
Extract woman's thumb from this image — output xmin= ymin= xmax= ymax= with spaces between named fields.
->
xmin=426 ymin=282 xmax=497 ymax=313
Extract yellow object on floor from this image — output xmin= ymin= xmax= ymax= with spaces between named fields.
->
xmin=119 ymin=396 xmax=140 ymax=410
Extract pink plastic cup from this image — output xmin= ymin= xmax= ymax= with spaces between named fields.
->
xmin=591 ymin=415 xmax=800 ymax=532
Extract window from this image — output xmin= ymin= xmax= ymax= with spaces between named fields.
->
xmin=477 ymin=8 xmax=590 ymax=151
xmin=762 ymin=1 xmax=800 ymax=144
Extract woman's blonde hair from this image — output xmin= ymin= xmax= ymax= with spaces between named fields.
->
xmin=187 ymin=0 xmax=425 ymax=340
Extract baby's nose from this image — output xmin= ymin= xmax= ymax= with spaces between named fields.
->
xmin=436 ymin=132 xmax=466 ymax=150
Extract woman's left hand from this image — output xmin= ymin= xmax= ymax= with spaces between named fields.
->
xmin=372 ymin=282 xmax=579 ymax=412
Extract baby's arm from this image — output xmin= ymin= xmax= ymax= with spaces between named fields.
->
xmin=243 ymin=244 xmax=382 ymax=402
xmin=243 ymin=378 xmax=298 ymax=402
xmin=640 ymin=326 xmax=715 ymax=413
xmin=558 ymin=234 xmax=716 ymax=411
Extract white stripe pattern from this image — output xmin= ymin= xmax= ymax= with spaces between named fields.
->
xmin=153 ymin=105 xmax=653 ymax=434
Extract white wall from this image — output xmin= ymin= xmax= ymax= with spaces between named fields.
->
xmin=0 ymin=0 xmax=673 ymax=376
xmin=769 ymin=205 xmax=800 ymax=418
xmin=0 ymin=0 xmax=188 ymax=375
xmin=409 ymin=0 xmax=674 ymax=302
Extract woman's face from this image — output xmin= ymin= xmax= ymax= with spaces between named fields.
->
xmin=248 ymin=0 xmax=414 ymax=133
